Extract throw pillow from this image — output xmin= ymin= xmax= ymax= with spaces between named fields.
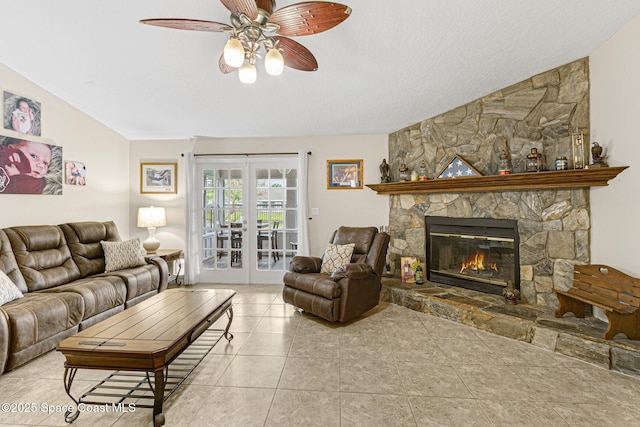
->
xmin=101 ymin=238 xmax=146 ymax=273
xmin=320 ymin=243 xmax=355 ymax=274
xmin=0 ymin=269 xmax=23 ymax=306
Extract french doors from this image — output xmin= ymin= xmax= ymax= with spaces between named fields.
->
xmin=194 ymin=157 xmax=299 ymax=284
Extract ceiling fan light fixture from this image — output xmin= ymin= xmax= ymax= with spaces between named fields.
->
xmin=223 ymin=38 xmax=245 ymax=68
xmin=265 ymin=48 xmax=284 ymax=76
xmin=238 ymin=63 xmax=257 ymax=84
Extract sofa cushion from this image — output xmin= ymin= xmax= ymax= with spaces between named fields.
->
xmin=60 ymin=221 xmax=121 ymax=277
xmin=99 ymin=263 xmax=160 ymax=301
xmin=41 ymin=276 xmax=126 ymax=320
xmin=283 ymin=271 xmax=342 ymax=299
xmin=0 ymin=270 xmax=23 ymax=306
xmin=1 ymin=292 xmax=84 ymax=352
xmin=320 ymin=243 xmax=355 ymax=274
xmin=101 ymin=238 xmax=146 ymax=273
xmin=4 ymin=225 xmax=81 ymax=291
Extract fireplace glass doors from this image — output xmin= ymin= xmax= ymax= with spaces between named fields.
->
xmin=425 ymin=217 xmax=519 ymax=295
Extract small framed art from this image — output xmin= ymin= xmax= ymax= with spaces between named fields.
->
xmin=326 ymin=159 xmax=363 ymax=189
xmin=400 ymin=256 xmax=423 ymax=283
xmin=140 ymin=162 xmax=177 ymax=194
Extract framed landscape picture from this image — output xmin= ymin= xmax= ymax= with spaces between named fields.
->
xmin=326 ymin=159 xmax=363 ymax=189
xmin=140 ymin=162 xmax=177 ymax=194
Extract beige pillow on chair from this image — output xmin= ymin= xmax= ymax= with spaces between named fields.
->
xmin=320 ymin=243 xmax=355 ymax=274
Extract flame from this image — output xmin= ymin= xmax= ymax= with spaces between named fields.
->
xmin=460 ymin=250 xmax=498 ymax=274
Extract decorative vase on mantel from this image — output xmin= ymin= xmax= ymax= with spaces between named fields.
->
xmin=502 ymin=281 xmax=520 ymax=305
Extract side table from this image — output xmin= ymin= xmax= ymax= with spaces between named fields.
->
xmin=145 ymin=249 xmax=183 ymax=285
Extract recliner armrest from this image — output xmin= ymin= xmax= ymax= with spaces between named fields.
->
xmin=146 ymin=257 xmax=169 ymax=292
xmin=289 ymin=256 xmax=323 ymax=274
xmin=331 ymin=263 xmax=374 ymax=281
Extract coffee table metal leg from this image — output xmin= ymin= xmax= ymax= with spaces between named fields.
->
xmin=63 ymin=367 xmax=80 ymax=423
xmin=223 ymin=307 xmax=234 ymax=341
xmin=153 ymin=368 xmax=166 ymax=427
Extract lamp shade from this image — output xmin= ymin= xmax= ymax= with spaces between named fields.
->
xmin=137 ymin=206 xmax=167 ymax=228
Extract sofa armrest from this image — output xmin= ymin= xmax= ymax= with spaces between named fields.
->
xmin=331 ymin=263 xmax=374 ymax=281
xmin=0 ymin=308 xmax=9 ymax=375
xmin=146 ymin=256 xmax=169 ymax=292
xmin=289 ymin=256 xmax=323 ymax=274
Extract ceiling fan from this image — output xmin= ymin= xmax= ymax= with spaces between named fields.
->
xmin=140 ymin=0 xmax=352 ymax=84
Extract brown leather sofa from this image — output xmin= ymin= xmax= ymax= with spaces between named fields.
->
xmin=0 ymin=221 xmax=168 ymax=375
xmin=283 ymin=226 xmax=390 ymax=322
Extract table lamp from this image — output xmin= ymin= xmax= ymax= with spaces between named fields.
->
xmin=137 ymin=206 xmax=166 ymax=254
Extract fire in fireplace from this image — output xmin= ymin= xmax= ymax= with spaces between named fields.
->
xmin=425 ymin=216 xmax=520 ymax=295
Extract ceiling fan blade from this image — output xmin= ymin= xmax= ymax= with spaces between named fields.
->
xmin=140 ymin=19 xmax=231 ymax=32
xmin=268 ymin=2 xmax=352 ymax=36
xmin=273 ymin=36 xmax=318 ymax=71
xmin=219 ymin=54 xmax=237 ymax=74
xmin=220 ymin=0 xmax=259 ymax=20
xmin=255 ymin=0 xmax=275 ymax=14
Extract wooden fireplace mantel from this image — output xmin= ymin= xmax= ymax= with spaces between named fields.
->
xmin=366 ymin=166 xmax=629 ymax=195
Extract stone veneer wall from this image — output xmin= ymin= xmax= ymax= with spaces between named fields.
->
xmin=388 ymin=58 xmax=590 ymax=308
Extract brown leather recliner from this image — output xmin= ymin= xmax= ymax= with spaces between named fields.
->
xmin=283 ymin=226 xmax=390 ymax=322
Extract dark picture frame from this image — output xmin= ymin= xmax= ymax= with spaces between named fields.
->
xmin=326 ymin=159 xmax=363 ymax=189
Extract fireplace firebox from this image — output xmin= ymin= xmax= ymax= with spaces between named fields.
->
xmin=425 ymin=216 xmax=520 ymax=295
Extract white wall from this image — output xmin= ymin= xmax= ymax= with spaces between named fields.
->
xmin=129 ymin=139 xmax=193 ymax=251
xmin=590 ymin=12 xmax=640 ymax=276
xmin=129 ymin=135 xmax=390 ymax=257
xmin=0 ymin=64 xmax=131 ymax=232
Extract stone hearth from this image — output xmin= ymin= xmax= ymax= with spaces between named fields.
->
xmin=386 ymin=58 xmax=591 ymax=308
xmin=381 ymin=277 xmax=640 ymax=377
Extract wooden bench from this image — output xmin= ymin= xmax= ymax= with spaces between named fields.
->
xmin=554 ymin=264 xmax=640 ymax=340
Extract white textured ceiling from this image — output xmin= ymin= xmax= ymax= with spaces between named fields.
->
xmin=1 ymin=1 xmax=640 ymax=140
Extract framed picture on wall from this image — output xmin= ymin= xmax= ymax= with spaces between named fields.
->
xmin=140 ymin=162 xmax=177 ymax=194
xmin=64 ymin=160 xmax=86 ymax=186
xmin=0 ymin=134 xmax=62 ymax=195
xmin=326 ymin=159 xmax=363 ymax=189
xmin=3 ymin=91 xmax=42 ymax=137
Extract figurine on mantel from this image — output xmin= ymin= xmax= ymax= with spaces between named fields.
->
xmin=590 ymin=142 xmax=608 ymax=168
xmin=379 ymin=159 xmax=391 ymax=182
xmin=399 ymin=163 xmax=409 ymax=182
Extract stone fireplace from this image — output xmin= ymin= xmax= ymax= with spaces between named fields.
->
xmin=426 ymin=216 xmax=519 ymax=295
xmin=386 ymin=58 xmax=591 ymax=309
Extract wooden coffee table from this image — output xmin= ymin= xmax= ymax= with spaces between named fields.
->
xmin=57 ymin=288 xmax=235 ymax=427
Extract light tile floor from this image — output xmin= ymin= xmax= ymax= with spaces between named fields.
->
xmin=2 ymin=284 xmax=640 ymax=426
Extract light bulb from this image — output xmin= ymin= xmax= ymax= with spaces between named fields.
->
xmin=223 ymin=38 xmax=245 ymax=68
xmin=238 ymin=64 xmax=257 ymax=84
xmin=265 ymin=48 xmax=284 ymax=76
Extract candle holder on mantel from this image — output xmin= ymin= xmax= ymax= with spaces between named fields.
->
xmin=571 ymin=128 xmax=590 ymax=169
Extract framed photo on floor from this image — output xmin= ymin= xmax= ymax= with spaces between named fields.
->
xmin=326 ymin=159 xmax=363 ymax=189
xmin=140 ymin=162 xmax=177 ymax=194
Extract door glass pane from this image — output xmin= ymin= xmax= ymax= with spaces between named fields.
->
xmin=254 ymin=167 xmax=297 ymax=272
xmin=202 ymin=167 xmax=243 ymax=271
